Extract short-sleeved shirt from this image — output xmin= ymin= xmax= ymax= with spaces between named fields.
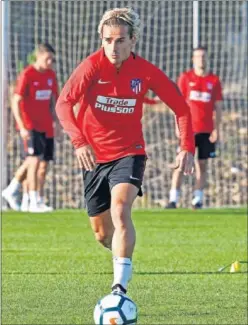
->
xmin=15 ymin=65 xmax=58 ymax=137
xmin=177 ymin=69 xmax=223 ymax=133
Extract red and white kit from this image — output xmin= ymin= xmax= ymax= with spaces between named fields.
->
xmin=15 ymin=65 xmax=58 ymax=137
xmin=177 ymin=69 xmax=223 ymax=133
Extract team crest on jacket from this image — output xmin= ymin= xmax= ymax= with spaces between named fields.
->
xmin=47 ymin=79 xmax=53 ymax=86
xmin=207 ymin=82 xmax=213 ymax=90
xmin=130 ymin=78 xmax=142 ymax=94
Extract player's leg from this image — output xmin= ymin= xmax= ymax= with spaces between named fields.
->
xmin=16 ymin=142 xmax=30 ymax=212
xmin=111 ymin=183 xmax=138 ymax=258
xmin=192 ymin=159 xmax=207 ymax=209
xmin=84 ymin=164 xmax=114 ymax=249
xmin=109 ymin=155 xmax=146 ymax=294
xmin=26 ymin=131 xmax=46 ymax=212
xmin=166 ymin=144 xmax=186 ymax=208
xmin=37 ymin=138 xmax=54 ymax=211
xmin=14 ymin=160 xmax=28 ymax=183
xmin=26 ymin=155 xmax=41 ymax=211
xmin=90 ymin=209 xmax=114 ymax=250
xmin=110 ymin=183 xmax=138 ymax=294
xmin=192 ymin=133 xmax=213 ymax=209
xmin=37 ymin=160 xmax=53 ymax=211
xmin=2 ymin=140 xmax=29 ymax=211
xmin=20 ymin=179 xmax=29 ymax=212
xmin=37 ymin=160 xmax=48 ymax=201
xmin=166 ymin=168 xmax=184 ymax=208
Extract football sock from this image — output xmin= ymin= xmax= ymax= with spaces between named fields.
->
xmin=112 ymin=257 xmax=132 ymax=293
xmin=37 ymin=195 xmax=43 ymax=204
xmin=29 ymin=191 xmax=38 ymax=206
xmin=6 ymin=178 xmax=21 ymax=194
xmin=21 ymin=192 xmax=29 ymax=204
xmin=169 ymin=189 xmax=180 ymax=203
xmin=192 ymin=190 xmax=203 ymax=204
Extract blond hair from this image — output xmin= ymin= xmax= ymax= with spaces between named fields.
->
xmin=98 ymin=7 xmax=140 ymax=40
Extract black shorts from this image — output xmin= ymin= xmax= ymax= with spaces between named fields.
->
xmin=195 ymin=133 xmax=216 ymax=160
xmin=83 ymin=155 xmax=147 ymax=217
xmin=20 ymin=131 xmax=54 ymax=161
xmin=42 ymin=138 xmax=54 ymax=161
xmin=20 ymin=130 xmax=46 ymax=158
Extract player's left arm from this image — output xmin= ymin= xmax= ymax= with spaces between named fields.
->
xmin=209 ymin=78 xmax=224 ymax=143
xmin=149 ymin=65 xmax=195 ymax=175
xmin=209 ymin=101 xmax=223 ymax=143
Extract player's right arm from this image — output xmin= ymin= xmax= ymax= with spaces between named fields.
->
xmin=12 ymin=72 xmax=29 ymax=140
xmin=55 ymin=59 xmax=97 ymax=170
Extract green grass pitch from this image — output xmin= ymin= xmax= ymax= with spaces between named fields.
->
xmin=2 ymin=208 xmax=247 ymax=324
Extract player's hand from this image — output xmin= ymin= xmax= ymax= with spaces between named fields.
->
xmin=20 ymin=128 xmax=30 ymax=140
xmin=209 ymin=129 xmax=219 ymax=143
xmin=75 ymin=145 xmax=96 ymax=171
xmin=174 ymin=150 xmax=194 ymax=175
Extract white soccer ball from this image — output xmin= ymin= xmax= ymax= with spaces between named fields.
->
xmin=93 ymin=292 xmax=138 ymax=325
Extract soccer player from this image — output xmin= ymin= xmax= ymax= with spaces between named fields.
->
xmin=55 ymin=8 xmax=195 ymax=295
xmin=2 ymin=43 xmax=59 ymax=213
xmin=166 ymin=46 xmax=223 ymax=209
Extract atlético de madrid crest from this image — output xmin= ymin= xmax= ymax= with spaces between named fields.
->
xmin=130 ymin=78 xmax=142 ymax=94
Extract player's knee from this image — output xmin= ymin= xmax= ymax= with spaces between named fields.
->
xmin=94 ymin=231 xmax=112 ymax=249
xmin=111 ymin=202 xmax=131 ymax=227
xmin=27 ymin=155 xmax=40 ymax=166
xmin=199 ymin=160 xmax=207 ymax=172
xmin=38 ymin=162 xmax=47 ymax=177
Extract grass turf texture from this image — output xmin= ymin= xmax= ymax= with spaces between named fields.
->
xmin=2 ymin=208 xmax=247 ymax=325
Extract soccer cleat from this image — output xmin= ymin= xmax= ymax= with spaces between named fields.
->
xmin=28 ymin=204 xmax=46 ymax=213
xmin=38 ymin=203 xmax=53 ymax=212
xmin=111 ymin=284 xmax=127 ymax=295
xmin=192 ymin=202 xmax=203 ymax=210
xmin=2 ymin=189 xmax=20 ymax=211
xmin=165 ymin=201 xmax=177 ymax=209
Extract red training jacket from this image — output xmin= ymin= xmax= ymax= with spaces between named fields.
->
xmin=56 ymin=48 xmax=195 ymax=162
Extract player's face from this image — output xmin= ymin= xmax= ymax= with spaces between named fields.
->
xmin=38 ymin=52 xmax=55 ymax=70
xmin=192 ymin=49 xmax=207 ymax=70
xmin=101 ymin=25 xmax=136 ymax=68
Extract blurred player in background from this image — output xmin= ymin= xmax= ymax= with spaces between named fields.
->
xmin=166 ymin=46 xmax=223 ymax=209
xmin=2 ymin=43 xmax=59 ymax=213
xmin=56 ymin=8 xmax=195 ymax=295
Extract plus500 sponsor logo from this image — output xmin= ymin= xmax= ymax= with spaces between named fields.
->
xmin=189 ymin=90 xmax=211 ymax=103
xmin=35 ymin=90 xmax=52 ymax=100
xmin=95 ymin=96 xmax=136 ymax=114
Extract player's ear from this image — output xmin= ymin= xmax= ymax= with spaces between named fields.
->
xmin=131 ymin=36 xmax=137 ymax=48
